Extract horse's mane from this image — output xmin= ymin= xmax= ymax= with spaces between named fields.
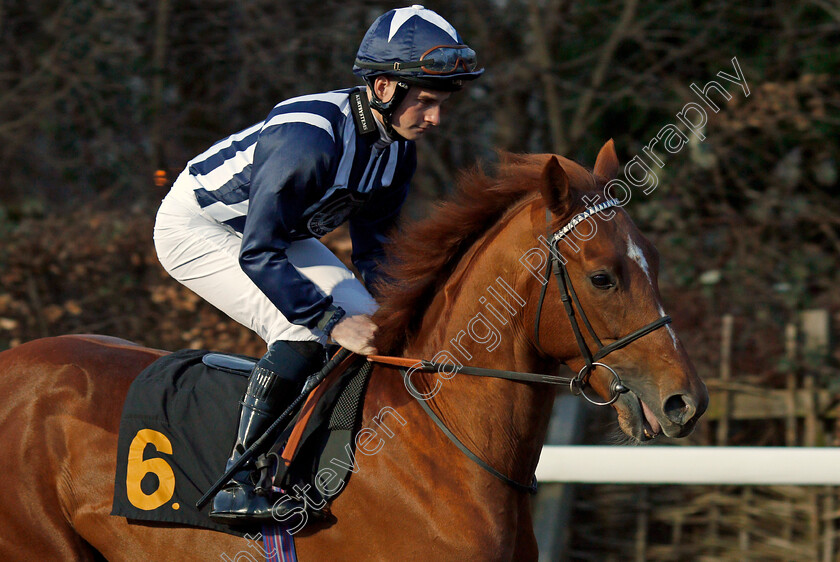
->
xmin=372 ymin=152 xmax=597 ymax=354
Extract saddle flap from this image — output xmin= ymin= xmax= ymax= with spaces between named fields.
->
xmin=267 ymin=358 xmax=372 ymax=504
xmin=279 ymin=353 xmax=360 ymax=467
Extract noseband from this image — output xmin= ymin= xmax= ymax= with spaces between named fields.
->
xmin=534 ymin=199 xmax=672 ymax=405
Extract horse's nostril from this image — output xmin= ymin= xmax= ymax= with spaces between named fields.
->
xmin=663 ymin=394 xmax=696 ymax=425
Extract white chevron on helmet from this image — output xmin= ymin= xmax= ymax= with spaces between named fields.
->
xmin=387 ymin=5 xmax=459 ymax=42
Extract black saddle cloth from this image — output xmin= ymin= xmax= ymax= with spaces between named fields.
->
xmin=111 ymin=348 xmax=370 ymax=536
xmin=111 ymin=349 xmax=252 ymax=536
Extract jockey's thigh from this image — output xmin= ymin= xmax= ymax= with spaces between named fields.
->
xmin=153 ymin=173 xmax=377 ymax=345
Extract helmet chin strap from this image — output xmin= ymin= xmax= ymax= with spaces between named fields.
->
xmin=365 ymin=78 xmax=410 ymax=140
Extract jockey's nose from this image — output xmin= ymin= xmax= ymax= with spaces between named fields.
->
xmin=425 ymin=106 xmax=441 ymax=127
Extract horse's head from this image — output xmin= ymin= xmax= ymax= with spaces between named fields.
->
xmin=528 ymin=141 xmax=708 ymax=441
xmin=374 ymin=142 xmax=707 ymax=443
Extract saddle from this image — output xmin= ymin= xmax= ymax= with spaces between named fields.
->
xmin=111 ymin=348 xmax=371 ymax=535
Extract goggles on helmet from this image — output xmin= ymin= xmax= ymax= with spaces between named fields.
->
xmin=418 ymin=45 xmax=478 ymax=74
xmin=354 ymin=45 xmax=478 ymax=76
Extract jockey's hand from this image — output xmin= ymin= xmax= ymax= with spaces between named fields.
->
xmin=330 ymin=314 xmax=377 ymax=356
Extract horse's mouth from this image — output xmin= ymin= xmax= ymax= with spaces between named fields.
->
xmin=639 ymin=398 xmax=661 ymax=440
xmin=615 ymin=390 xmax=664 ymax=442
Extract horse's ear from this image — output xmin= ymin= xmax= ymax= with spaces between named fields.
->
xmin=594 ymin=139 xmax=619 ymax=180
xmin=539 ymin=155 xmax=570 ymax=216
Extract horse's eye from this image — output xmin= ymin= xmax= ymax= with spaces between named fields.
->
xmin=590 ymin=273 xmax=615 ymax=290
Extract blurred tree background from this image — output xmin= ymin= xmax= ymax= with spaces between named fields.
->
xmin=1 ymin=0 xmax=839 ymax=404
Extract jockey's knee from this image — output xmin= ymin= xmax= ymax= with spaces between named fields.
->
xmin=259 ymin=340 xmax=325 ymax=382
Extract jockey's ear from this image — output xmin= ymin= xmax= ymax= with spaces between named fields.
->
xmin=539 ymin=155 xmax=570 ymax=216
xmin=594 ymin=139 xmax=619 ymax=181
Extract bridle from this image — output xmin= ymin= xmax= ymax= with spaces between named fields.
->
xmin=533 ymin=198 xmax=672 ymax=406
xmin=368 ymin=198 xmax=673 ymax=493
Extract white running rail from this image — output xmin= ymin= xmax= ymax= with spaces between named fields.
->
xmin=536 ymin=446 xmax=840 ymax=485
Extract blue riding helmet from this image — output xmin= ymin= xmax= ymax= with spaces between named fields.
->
xmin=354 ymin=5 xmax=484 ymax=90
xmin=353 ymin=5 xmax=484 ymax=136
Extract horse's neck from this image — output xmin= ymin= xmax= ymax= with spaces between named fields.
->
xmin=401 ymin=205 xmax=557 ymax=483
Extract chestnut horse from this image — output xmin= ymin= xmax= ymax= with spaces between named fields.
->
xmin=0 ymin=142 xmax=707 ymax=561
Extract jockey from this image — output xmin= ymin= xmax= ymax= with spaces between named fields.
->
xmin=153 ymin=5 xmax=483 ymax=523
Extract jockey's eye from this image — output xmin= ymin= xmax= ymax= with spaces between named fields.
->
xmin=590 ymin=273 xmax=615 ymax=290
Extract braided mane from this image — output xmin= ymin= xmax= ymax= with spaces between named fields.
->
xmin=372 ymin=152 xmax=596 ymax=354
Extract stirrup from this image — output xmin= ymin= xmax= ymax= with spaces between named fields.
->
xmin=209 ymin=480 xmax=277 ymax=523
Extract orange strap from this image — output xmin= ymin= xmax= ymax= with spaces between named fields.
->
xmin=366 ymin=354 xmax=422 ymax=369
xmin=368 ymin=355 xmax=420 ymax=368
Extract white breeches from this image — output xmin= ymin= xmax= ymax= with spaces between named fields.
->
xmin=152 ymin=171 xmax=377 ymax=345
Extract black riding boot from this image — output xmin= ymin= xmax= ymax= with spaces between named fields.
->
xmin=209 ymin=340 xmax=323 ymax=523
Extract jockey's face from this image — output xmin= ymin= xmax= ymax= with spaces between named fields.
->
xmin=389 ymin=86 xmax=451 ymax=140
xmin=371 ymin=77 xmax=452 ymax=141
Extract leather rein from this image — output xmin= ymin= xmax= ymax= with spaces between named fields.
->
xmin=368 ymin=198 xmax=672 ymax=493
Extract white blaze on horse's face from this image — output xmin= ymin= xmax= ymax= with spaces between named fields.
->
xmin=625 ymin=234 xmax=679 ymax=350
